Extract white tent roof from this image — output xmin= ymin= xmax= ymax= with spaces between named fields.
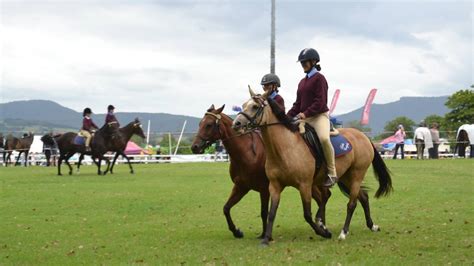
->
xmin=457 ymin=124 xmax=474 ymax=145
xmin=30 ymin=135 xmax=44 ymax=154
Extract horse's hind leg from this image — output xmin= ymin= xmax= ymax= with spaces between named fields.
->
xmin=300 ymin=183 xmax=332 ymax=239
xmin=313 ymin=185 xmax=331 ymax=231
xmin=339 ymin=179 xmax=362 ymax=240
xmin=65 ymin=152 xmax=75 ymax=175
xmin=358 ymin=189 xmax=380 ymax=232
xmin=77 ymin=154 xmax=84 ymax=173
xmin=223 ymin=184 xmax=249 ymax=238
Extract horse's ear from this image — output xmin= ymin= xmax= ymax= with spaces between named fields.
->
xmin=248 ymin=85 xmax=256 ymax=97
xmin=134 ymin=117 xmax=140 ymax=123
xmin=216 ymin=104 xmax=225 ymax=114
xmin=207 ymin=104 xmax=215 ymax=112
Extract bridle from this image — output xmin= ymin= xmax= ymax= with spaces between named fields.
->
xmin=196 ymin=112 xmax=259 ymax=153
xmin=238 ymin=95 xmax=283 ymax=129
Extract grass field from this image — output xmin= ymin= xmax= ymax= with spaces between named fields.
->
xmin=1 ymin=159 xmax=473 ymax=265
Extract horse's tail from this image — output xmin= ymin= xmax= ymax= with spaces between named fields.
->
xmin=371 ymin=144 xmax=393 ymax=198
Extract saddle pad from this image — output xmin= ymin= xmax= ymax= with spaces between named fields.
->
xmin=330 ymin=134 xmax=352 ymax=157
xmin=73 ymin=136 xmax=85 ymax=145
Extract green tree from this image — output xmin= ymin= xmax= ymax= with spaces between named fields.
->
xmin=381 ymin=116 xmax=416 ymax=139
xmin=444 ymin=88 xmax=474 ymax=130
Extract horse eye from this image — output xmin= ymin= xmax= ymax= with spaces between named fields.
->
xmin=252 ymin=105 xmax=258 ymax=110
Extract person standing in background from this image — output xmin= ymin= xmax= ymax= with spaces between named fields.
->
xmin=392 ymin=124 xmax=406 ymax=159
xmin=429 ymin=123 xmax=440 ymax=159
xmin=414 ymin=121 xmax=433 ymax=160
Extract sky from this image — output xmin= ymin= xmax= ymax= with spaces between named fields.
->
xmin=1 ymin=0 xmax=472 ymax=116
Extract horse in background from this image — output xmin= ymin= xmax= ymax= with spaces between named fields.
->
xmin=3 ymin=133 xmax=34 ymax=167
xmin=49 ymin=123 xmax=116 ymax=175
xmin=233 ymin=88 xmax=392 ymax=245
xmin=77 ymin=118 xmax=146 ymax=174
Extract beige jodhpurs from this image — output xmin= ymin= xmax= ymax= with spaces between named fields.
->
xmin=305 ymin=112 xmax=337 ymax=177
xmin=80 ymin=130 xmax=92 ymax=147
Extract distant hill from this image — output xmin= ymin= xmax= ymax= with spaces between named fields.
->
xmin=0 ymin=96 xmax=450 ymax=135
xmin=335 ymin=96 xmax=450 ymax=133
xmin=0 ymin=100 xmax=201 ymax=135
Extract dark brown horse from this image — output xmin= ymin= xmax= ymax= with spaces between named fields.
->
xmin=77 ymin=118 xmax=146 ymax=174
xmin=3 ymin=133 xmax=34 ymax=167
xmin=191 ymin=104 xmax=270 ymax=238
xmin=48 ymin=123 xmax=116 ymax=175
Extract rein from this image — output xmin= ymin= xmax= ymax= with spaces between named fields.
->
xmin=238 ymin=96 xmax=284 ymax=130
xmin=198 ymin=112 xmax=259 ymax=155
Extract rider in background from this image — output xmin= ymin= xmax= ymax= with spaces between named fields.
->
xmin=105 ymin=104 xmax=120 ymax=127
xmin=261 ymin=73 xmax=285 ymax=112
xmin=81 ymin=107 xmax=98 ymax=151
xmin=287 ymin=48 xmax=337 ymax=187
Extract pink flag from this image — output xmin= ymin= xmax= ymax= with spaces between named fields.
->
xmin=328 ymin=89 xmax=340 ymax=115
xmin=380 ymin=135 xmax=398 ymax=145
xmin=360 ymin=88 xmax=377 ymax=125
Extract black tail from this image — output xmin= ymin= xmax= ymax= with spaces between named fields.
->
xmin=372 ymin=145 xmax=393 ymax=198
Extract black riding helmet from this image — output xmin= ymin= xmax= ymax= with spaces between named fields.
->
xmin=260 ymin=73 xmax=281 ymax=87
xmin=83 ymin=107 xmax=92 ymax=117
xmin=297 ymin=48 xmax=320 ymax=62
xmin=108 ymin=105 xmax=115 ymax=111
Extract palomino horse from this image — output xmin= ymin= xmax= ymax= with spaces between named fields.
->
xmin=233 ymin=88 xmax=392 ymax=245
xmin=49 ymin=123 xmax=116 ymax=175
xmin=76 ymin=118 xmax=146 ymax=174
xmin=191 ymin=104 xmax=269 ymax=239
xmin=3 ymin=133 xmax=34 ymax=167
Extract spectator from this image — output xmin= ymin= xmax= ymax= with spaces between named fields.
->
xmin=414 ymin=121 xmax=433 ymax=160
xmin=392 ymin=125 xmax=406 ymax=159
xmin=429 ymin=123 xmax=440 ymax=159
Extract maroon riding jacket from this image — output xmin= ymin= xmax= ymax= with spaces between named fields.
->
xmin=105 ymin=112 xmax=120 ymax=127
xmin=82 ymin=117 xmax=98 ymax=132
xmin=273 ymin=94 xmax=285 ymax=113
xmin=287 ymin=72 xmax=329 ymax=118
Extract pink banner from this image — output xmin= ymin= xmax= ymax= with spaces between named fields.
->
xmin=360 ymin=88 xmax=377 ymax=125
xmin=328 ymin=89 xmax=340 ymax=115
xmin=380 ymin=135 xmax=398 ymax=145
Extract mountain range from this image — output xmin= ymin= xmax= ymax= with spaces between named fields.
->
xmin=0 ymin=96 xmax=450 ymax=135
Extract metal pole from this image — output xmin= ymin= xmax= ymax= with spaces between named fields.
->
xmin=168 ymin=133 xmax=172 ymax=156
xmin=270 ymin=0 xmax=276 ymax=74
xmin=146 ymin=120 xmax=151 ymax=146
xmin=174 ymin=120 xmax=187 ymax=155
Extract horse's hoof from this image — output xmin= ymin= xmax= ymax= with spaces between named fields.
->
xmin=58 ymin=173 xmax=62 ymax=176
xmin=233 ymin=229 xmax=244 ymax=238
xmin=130 ymin=171 xmax=134 ymax=174
xmin=371 ymin=225 xmax=380 ymax=232
xmin=338 ymin=230 xmax=348 ymax=240
xmin=260 ymin=240 xmax=270 ymax=247
xmin=257 ymin=233 xmax=265 ymax=239
xmin=68 ymin=172 xmax=72 ymax=176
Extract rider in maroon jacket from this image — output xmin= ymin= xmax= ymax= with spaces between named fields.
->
xmin=260 ymin=73 xmax=285 ymax=112
xmin=287 ymin=48 xmax=337 ymax=187
xmin=81 ymin=108 xmax=98 ymax=151
xmin=105 ymin=105 xmax=120 ymax=127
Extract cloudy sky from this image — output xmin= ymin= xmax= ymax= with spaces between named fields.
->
xmin=1 ymin=0 xmax=472 ymax=116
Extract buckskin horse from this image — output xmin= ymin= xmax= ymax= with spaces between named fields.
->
xmin=76 ymin=118 xmax=146 ymax=174
xmin=47 ymin=123 xmax=116 ymax=175
xmin=191 ymin=104 xmax=269 ymax=239
xmin=233 ymin=88 xmax=393 ymax=245
xmin=3 ymin=133 xmax=34 ymax=167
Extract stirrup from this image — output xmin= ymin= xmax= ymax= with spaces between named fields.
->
xmin=323 ymin=175 xmax=338 ymax=187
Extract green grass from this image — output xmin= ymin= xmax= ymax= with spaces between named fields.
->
xmin=1 ymin=159 xmax=473 ymax=265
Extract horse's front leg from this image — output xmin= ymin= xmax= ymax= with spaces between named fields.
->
xmin=258 ymin=190 xmax=270 ymax=239
xmin=223 ymin=184 xmax=249 ymax=238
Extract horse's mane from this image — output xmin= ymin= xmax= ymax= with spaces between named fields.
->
xmin=267 ymin=98 xmax=298 ymax=132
